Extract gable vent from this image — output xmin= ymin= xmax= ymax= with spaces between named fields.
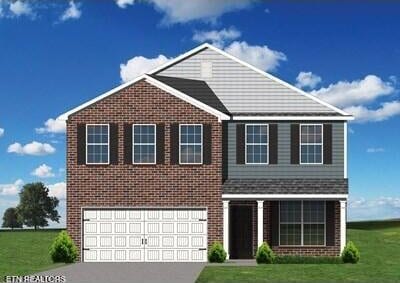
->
xmin=201 ymin=61 xmax=213 ymax=78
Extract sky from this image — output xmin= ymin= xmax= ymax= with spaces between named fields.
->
xmin=0 ymin=0 xmax=400 ymax=227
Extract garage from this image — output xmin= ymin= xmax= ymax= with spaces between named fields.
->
xmin=82 ymin=208 xmax=208 ymax=262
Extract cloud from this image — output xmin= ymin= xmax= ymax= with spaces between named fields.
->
xmin=0 ymin=127 xmax=4 ymax=137
xmin=115 ymin=0 xmax=256 ymax=24
xmin=193 ymin=27 xmax=241 ymax=48
xmin=349 ymin=196 xmax=400 ymax=221
xmin=7 ymin=141 xmax=56 ymax=156
xmin=296 ymin=71 xmax=322 ymax=89
xmin=120 ymin=54 xmax=171 ymax=83
xmin=9 ymin=0 xmax=33 ymax=17
xmin=224 ymin=41 xmax=287 ymax=72
xmin=343 ymin=101 xmax=400 ymax=123
xmin=48 ymin=182 xmax=66 ymax=200
xmin=310 ymin=75 xmax=395 ymax=108
xmin=60 ymin=1 xmax=81 ymax=22
xmin=366 ymin=147 xmax=385 ymax=153
xmin=0 ymin=179 xmax=23 ymax=196
xmin=36 ymin=118 xmax=66 ymax=134
xmin=31 ymin=164 xmax=55 ymax=178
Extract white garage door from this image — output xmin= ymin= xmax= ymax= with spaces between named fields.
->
xmin=82 ymin=208 xmax=207 ymax=262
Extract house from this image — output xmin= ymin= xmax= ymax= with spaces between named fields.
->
xmin=59 ymin=43 xmax=353 ymax=262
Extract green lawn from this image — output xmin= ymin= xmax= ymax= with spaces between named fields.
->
xmin=197 ymin=220 xmax=400 ymax=283
xmin=0 ymin=230 xmax=66 ymax=280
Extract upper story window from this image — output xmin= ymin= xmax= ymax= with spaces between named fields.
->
xmin=179 ymin=124 xmax=202 ymax=164
xmin=300 ymin=124 xmax=323 ymax=164
xmin=246 ymin=124 xmax=269 ymax=164
xmin=86 ymin=124 xmax=109 ymax=164
xmin=133 ymin=124 xmax=156 ymax=164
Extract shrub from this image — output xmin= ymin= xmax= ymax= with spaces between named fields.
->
xmin=341 ymin=241 xmax=360 ymax=263
xmin=256 ymin=242 xmax=275 ymax=264
xmin=208 ymin=242 xmax=227 ymax=263
xmin=275 ymin=256 xmax=342 ymax=264
xmin=50 ymin=231 xmax=78 ymax=263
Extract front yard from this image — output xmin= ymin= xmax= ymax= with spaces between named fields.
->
xmin=196 ymin=220 xmax=400 ymax=283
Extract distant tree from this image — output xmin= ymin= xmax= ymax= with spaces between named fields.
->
xmin=2 ymin=207 xmax=23 ymax=229
xmin=17 ymin=182 xmax=60 ymax=230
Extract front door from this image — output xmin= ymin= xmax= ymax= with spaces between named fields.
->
xmin=229 ymin=205 xmax=253 ymax=259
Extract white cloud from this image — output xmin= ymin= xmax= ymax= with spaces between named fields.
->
xmin=48 ymin=182 xmax=66 ymax=200
xmin=36 ymin=118 xmax=66 ymax=134
xmin=7 ymin=141 xmax=56 ymax=156
xmin=224 ymin=41 xmax=287 ymax=72
xmin=193 ymin=27 xmax=241 ymax=48
xmin=296 ymin=71 xmax=322 ymax=89
xmin=366 ymin=147 xmax=385 ymax=153
xmin=310 ymin=75 xmax=395 ymax=108
xmin=31 ymin=164 xmax=55 ymax=178
xmin=0 ymin=179 xmax=23 ymax=196
xmin=9 ymin=0 xmax=33 ymax=17
xmin=343 ymin=101 xmax=400 ymax=123
xmin=60 ymin=1 xmax=81 ymax=22
xmin=115 ymin=0 xmax=256 ymax=24
xmin=349 ymin=196 xmax=400 ymax=221
xmin=120 ymin=54 xmax=171 ymax=83
xmin=0 ymin=127 xmax=4 ymax=137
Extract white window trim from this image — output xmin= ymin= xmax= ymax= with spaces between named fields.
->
xmin=278 ymin=200 xmax=326 ymax=247
xmin=132 ymin=124 xmax=156 ymax=165
xmin=299 ymin=123 xmax=324 ymax=165
xmin=245 ymin=124 xmax=269 ymax=165
xmin=86 ymin=124 xmax=110 ymax=165
xmin=179 ymin=124 xmax=203 ymax=165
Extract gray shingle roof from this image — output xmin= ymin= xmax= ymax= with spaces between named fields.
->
xmin=223 ymin=179 xmax=348 ymax=195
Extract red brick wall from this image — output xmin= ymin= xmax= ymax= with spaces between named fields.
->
xmin=66 ymin=80 xmax=223 ymax=259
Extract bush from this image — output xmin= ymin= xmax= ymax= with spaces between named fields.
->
xmin=50 ymin=231 xmax=78 ymax=263
xmin=256 ymin=242 xmax=275 ymax=264
xmin=275 ymin=256 xmax=342 ymax=264
xmin=341 ymin=241 xmax=360 ymax=263
xmin=208 ymin=242 xmax=227 ymax=263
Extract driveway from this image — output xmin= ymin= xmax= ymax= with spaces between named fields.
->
xmin=36 ymin=262 xmax=205 ymax=283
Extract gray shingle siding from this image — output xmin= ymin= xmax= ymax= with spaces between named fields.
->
xmin=156 ymin=47 xmax=337 ymax=114
xmin=225 ymin=121 xmax=345 ymax=178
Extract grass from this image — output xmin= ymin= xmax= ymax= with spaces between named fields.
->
xmin=197 ymin=220 xmax=400 ymax=283
xmin=0 ymin=229 xmax=66 ymax=280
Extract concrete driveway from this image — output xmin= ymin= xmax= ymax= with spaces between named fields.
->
xmin=36 ymin=262 xmax=205 ymax=283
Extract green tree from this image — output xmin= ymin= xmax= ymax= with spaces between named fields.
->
xmin=17 ymin=182 xmax=60 ymax=230
xmin=2 ymin=207 xmax=23 ymax=229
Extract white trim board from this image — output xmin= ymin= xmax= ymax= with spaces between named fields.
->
xmin=232 ymin=116 xmax=353 ymax=121
xmin=222 ymin=194 xmax=348 ymax=200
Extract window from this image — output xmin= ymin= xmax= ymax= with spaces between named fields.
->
xmin=133 ymin=124 xmax=156 ymax=164
xmin=86 ymin=124 xmax=109 ymax=164
xmin=246 ymin=124 xmax=269 ymax=164
xmin=179 ymin=124 xmax=202 ymax=164
xmin=279 ymin=201 xmax=325 ymax=246
xmin=300 ymin=124 xmax=323 ymax=164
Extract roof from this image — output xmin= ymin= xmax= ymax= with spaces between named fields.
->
xmin=222 ymin=178 xmax=348 ymax=195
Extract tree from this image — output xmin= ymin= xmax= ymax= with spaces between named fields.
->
xmin=17 ymin=182 xmax=60 ymax=230
xmin=2 ymin=207 xmax=23 ymax=229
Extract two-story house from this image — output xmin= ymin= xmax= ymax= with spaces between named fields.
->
xmin=59 ymin=43 xmax=352 ymax=262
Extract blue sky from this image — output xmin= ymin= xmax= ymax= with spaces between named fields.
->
xmin=0 ymin=1 xmax=400 ymax=227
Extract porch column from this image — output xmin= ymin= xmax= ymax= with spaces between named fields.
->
xmin=340 ymin=200 xmax=347 ymax=253
xmin=257 ymin=200 xmax=264 ymax=248
xmin=223 ymin=200 xmax=230 ymax=259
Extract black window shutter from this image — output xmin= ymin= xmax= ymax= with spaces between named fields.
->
xmin=323 ymin=124 xmax=333 ymax=164
xmin=123 ymin=123 xmax=132 ymax=164
xmin=290 ymin=124 xmax=300 ymax=164
xmin=156 ymin=124 xmax=165 ymax=164
xmin=269 ymin=124 xmax=278 ymax=164
xmin=170 ymin=123 xmax=179 ymax=165
xmin=326 ymin=201 xmax=336 ymax=246
xmin=77 ymin=124 xmax=86 ymax=165
xmin=203 ymin=124 xmax=212 ymax=165
xmin=236 ymin=124 xmax=245 ymax=164
xmin=109 ymin=123 xmax=118 ymax=165
xmin=270 ymin=201 xmax=279 ymax=246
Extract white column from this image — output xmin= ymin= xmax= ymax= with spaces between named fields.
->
xmin=257 ymin=200 xmax=264 ymax=248
xmin=340 ymin=200 xmax=347 ymax=253
xmin=223 ymin=200 xmax=230 ymax=259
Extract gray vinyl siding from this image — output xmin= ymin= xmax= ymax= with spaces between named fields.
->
xmin=157 ymin=47 xmax=336 ymax=114
xmin=225 ymin=122 xmax=344 ymax=178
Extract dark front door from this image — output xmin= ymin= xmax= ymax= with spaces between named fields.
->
xmin=229 ymin=205 xmax=253 ymax=259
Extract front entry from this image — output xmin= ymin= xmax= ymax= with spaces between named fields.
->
xmin=229 ymin=205 xmax=253 ymax=259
